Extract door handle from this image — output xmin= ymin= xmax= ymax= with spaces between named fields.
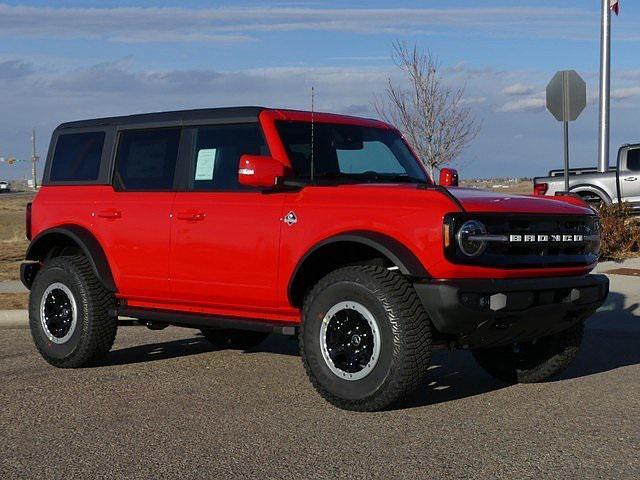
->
xmin=96 ymin=209 xmax=122 ymax=219
xmin=624 ymin=176 xmax=638 ymax=181
xmin=176 ymin=211 xmax=206 ymax=221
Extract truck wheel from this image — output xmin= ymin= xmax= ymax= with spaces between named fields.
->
xmin=300 ymin=266 xmax=432 ymax=411
xmin=29 ymin=256 xmax=117 ymax=368
xmin=471 ymin=322 xmax=584 ymax=384
xmin=578 ymin=192 xmax=605 ymax=211
xmin=200 ymin=329 xmax=269 ymax=350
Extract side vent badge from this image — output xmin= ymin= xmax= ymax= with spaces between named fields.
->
xmin=283 ymin=211 xmax=298 ymax=226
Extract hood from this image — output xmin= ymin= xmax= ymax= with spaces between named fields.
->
xmin=446 ymin=187 xmax=594 ymax=215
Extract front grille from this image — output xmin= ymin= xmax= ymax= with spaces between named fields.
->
xmin=444 ymin=213 xmax=600 ymax=268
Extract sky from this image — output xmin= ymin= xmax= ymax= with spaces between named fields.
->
xmin=1 ymin=0 xmax=640 ymax=181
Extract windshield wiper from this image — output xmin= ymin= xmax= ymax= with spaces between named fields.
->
xmin=303 ymin=172 xmax=430 ymax=185
xmin=351 ymin=173 xmax=429 ymax=184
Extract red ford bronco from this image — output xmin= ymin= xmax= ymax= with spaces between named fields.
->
xmin=22 ymin=107 xmax=608 ymax=411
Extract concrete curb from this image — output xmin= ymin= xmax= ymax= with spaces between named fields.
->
xmin=0 ymin=309 xmax=28 ymax=328
xmin=0 ymin=311 xmax=140 ymax=329
xmin=0 ymin=280 xmax=28 ymax=294
xmin=595 ymin=257 xmax=640 ymax=272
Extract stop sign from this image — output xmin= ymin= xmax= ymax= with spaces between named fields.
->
xmin=546 ymin=70 xmax=587 ymax=122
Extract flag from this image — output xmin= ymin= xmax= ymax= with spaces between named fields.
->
xmin=610 ymin=0 xmax=619 ymax=15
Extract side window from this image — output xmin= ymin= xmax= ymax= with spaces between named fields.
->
xmin=190 ymin=124 xmax=268 ymax=190
xmin=627 ymin=149 xmax=640 ymax=172
xmin=114 ymin=129 xmax=181 ymax=191
xmin=50 ymin=132 xmax=105 ymax=182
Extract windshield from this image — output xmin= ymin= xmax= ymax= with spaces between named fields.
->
xmin=275 ymin=121 xmax=430 ymax=184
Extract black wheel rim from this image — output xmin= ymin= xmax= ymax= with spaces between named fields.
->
xmin=320 ymin=301 xmax=380 ymax=380
xmin=40 ymin=283 xmax=77 ymax=344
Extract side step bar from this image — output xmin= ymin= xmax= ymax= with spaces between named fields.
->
xmin=118 ymin=307 xmax=299 ymax=336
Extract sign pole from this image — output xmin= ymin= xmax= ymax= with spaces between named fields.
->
xmin=564 ymin=120 xmax=570 ymax=192
xmin=597 ymin=0 xmax=611 ymax=173
xmin=546 ymin=70 xmax=586 ymax=194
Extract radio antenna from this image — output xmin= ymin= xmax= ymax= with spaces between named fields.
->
xmin=310 ymin=86 xmax=315 ymax=184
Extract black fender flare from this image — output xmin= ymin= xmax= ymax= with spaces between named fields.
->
xmin=25 ymin=225 xmax=117 ymax=292
xmin=287 ymin=230 xmax=429 ymax=306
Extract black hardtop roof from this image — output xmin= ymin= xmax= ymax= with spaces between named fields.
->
xmin=57 ymin=106 xmax=266 ymax=130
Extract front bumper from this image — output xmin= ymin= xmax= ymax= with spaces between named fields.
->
xmin=414 ymin=274 xmax=609 ymax=348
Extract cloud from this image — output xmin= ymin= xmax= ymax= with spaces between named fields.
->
xmin=498 ymin=97 xmax=546 ymax=113
xmin=0 ymin=59 xmax=35 ymax=81
xmin=0 ymin=3 xmax=594 ymax=43
xmin=502 ymin=83 xmax=536 ymax=96
xmin=461 ymin=96 xmax=487 ymax=105
xmin=0 ymin=60 xmax=395 ymax=126
xmin=611 ymin=87 xmax=640 ymax=100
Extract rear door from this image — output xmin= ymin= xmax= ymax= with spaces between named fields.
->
xmin=169 ymin=124 xmax=285 ymax=313
xmin=94 ymin=128 xmax=181 ymax=303
xmin=619 ymin=146 xmax=640 ymax=209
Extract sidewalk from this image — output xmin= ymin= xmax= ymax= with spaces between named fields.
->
xmin=0 ymin=280 xmax=27 ymax=294
xmin=2 ymin=258 xmax=640 ymax=329
xmin=594 ymin=256 xmax=640 ymax=273
xmin=0 ymin=310 xmax=28 ymax=328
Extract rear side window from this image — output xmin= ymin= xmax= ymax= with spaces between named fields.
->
xmin=627 ymin=149 xmax=640 ymax=171
xmin=50 ymin=132 xmax=105 ymax=182
xmin=190 ymin=124 xmax=268 ymax=190
xmin=114 ymin=129 xmax=181 ymax=191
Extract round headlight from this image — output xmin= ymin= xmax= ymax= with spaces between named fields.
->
xmin=456 ymin=220 xmax=487 ymax=257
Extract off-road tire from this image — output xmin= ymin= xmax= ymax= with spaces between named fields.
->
xmin=300 ymin=265 xmax=432 ymax=411
xmin=200 ymin=329 xmax=269 ymax=350
xmin=29 ymin=255 xmax=117 ymax=368
xmin=472 ymin=322 xmax=584 ymax=384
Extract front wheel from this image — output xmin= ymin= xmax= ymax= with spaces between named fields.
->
xmin=472 ymin=322 xmax=584 ymax=384
xmin=300 ymin=266 xmax=432 ymax=411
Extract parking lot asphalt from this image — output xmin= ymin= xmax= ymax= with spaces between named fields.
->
xmin=1 ymin=296 xmax=639 ymax=480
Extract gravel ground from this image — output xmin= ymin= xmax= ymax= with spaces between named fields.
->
xmin=1 ymin=310 xmax=639 ymax=480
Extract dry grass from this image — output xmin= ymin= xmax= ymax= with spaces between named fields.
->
xmin=0 ymin=193 xmax=34 ymax=283
xmin=460 ymin=179 xmax=533 ymax=194
xmin=0 ymin=293 xmax=28 ymax=309
xmin=598 ymin=202 xmax=640 ymax=260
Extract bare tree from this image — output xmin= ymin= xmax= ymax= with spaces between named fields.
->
xmin=375 ymin=41 xmax=481 ymax=177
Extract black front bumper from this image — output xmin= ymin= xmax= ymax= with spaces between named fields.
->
xmin=414 ymin=274 xmax=609 ymax=348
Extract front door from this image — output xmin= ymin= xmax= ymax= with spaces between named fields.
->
xmin=620 ymin=147 xmax=640 ymax=209
xmin=94 ymin=128 xmax=181 ymax=303
xmin=169 ymin=124 xmax=285 ymax=315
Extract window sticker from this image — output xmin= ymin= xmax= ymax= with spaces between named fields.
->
xmin=195 ymin=148 xmax=217 ymax=180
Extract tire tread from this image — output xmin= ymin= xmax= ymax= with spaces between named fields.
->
xmin=29 ymin=255 xmax=117 ymax=368
xmin=300 ymin=265 xmax=432 ymax=411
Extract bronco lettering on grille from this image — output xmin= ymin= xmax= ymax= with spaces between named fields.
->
xmin=508 ymin=234 xmax=585 ymax=243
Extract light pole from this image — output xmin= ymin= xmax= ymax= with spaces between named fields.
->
xmin=31 ymin=128 xmax=39 ymax=189
xmin=597 ymin=0 xmax=612 ymax=173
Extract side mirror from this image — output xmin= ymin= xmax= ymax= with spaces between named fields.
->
xmin=439 ymin=168 xmax=459 ymax=187
xmin=238 ymin=155 xmax=286 ymax=188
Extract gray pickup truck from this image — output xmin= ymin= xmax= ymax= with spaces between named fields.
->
xmin=533 ymin=144 xmax=640 ymax=211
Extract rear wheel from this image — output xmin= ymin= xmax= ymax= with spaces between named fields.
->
xmin=578 ymin=192 xmax=605 ymax=211
xmin=200 ymin=328 xmax=269 ymax=350
xmin=472 ymin=322 xmax=584 ymax=384
xmin=29 ymin=255 xmax=117 ymax=368
xmin=300 ymin=266 xmax=432 ymax=411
